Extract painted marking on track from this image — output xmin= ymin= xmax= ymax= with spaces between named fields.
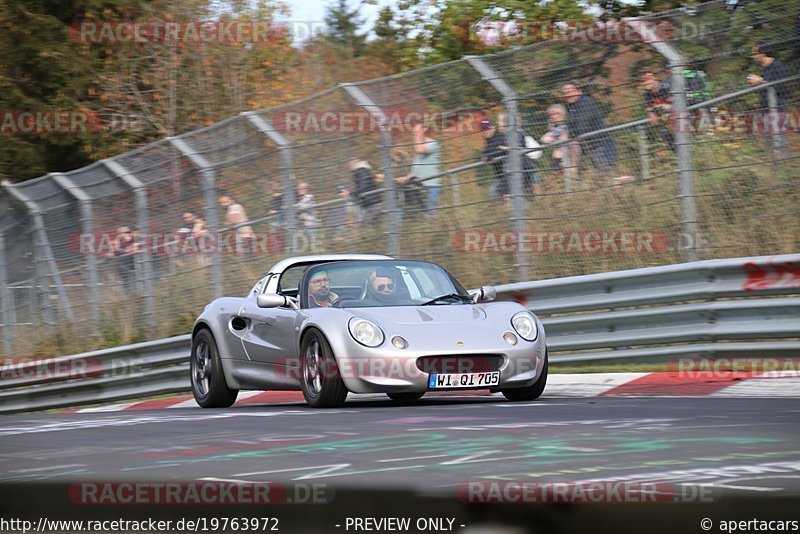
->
xmin=200 ymin=476 xmax=267 ymax=484
xmin=377 ymin=454 xmax=450 ymax=463
xmin=495 ymin=403 xmax=571 ymax=407
xmin=8 ymin=464 xmax=87 ymax=473
xmin=0 ymin=469 xmax=88 ymax=482
xmin=0 ymin=410 xmax=344 ymax=436
xmin=405 ymin=417 xmax=683 ymax=432
xmin=440 ymin=451 xmax=504 ymax=465
xmin=234 ymin=463 xmax=427 ymax=480
xmin=77 ymin=402 xmax=140 ymax=413
xmin=570 ymin=461 xmax=800 ymax=485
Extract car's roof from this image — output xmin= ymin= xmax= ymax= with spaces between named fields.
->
xmin=268 ymin=254 xmax=393 ymax=275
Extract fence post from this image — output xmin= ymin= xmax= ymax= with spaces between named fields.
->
xmin=49 ymin=173 xmax=100 ymax=335
xmin=637 ymin=123 xmax=650 ymax=183
xmin=625 ymin=18 xmax=698 ymax=262
xmin=766 ymin=86 xmax=785 ymax=164
xmin=0 ymin=230 xmax=11 ymax=355
xmin=562 ymin=140 xmax=574 ymax=193
xmin=465 ymin=56 xmax=528 ymax=281
xmin=1 ymin=181 xmax=74 ymax=323
xmin=670 ymin=66 xmax=698 ymax=262
xmin=31 ymin=231 xmax=54 ymax=329
xmin=167 ymin=138 xmax=224 ymax=298
xmin=240 ymin=112 xmax=297 ymax=254
xmin=103 ymin=159 xmax=157 ymax=329
xmin=339 ymin=84 xmax=399 ymax=257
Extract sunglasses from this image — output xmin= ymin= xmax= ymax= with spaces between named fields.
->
xmin=376 ymin=283 xmax=395 ymax=291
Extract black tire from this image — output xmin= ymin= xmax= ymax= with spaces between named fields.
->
xmin=387 ymin=392 xmax=425 ymax=401
xmin=190 ymin=329 xmax=238 ymax=408
xmin=300 ymin=329 xmax=348 ymax=408
xmin=501 ymin=351 xmax=548 ymax=401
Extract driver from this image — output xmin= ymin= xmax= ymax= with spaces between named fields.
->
xmin=364 ymin=269 xmax=400 ymax=305
xmin=308 ymin=270 xmax=338 ymax=307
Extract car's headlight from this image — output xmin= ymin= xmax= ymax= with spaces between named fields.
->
xmin=348 ymin=318 xmax=385 ymax=347
xmin=511 ymin=312 xmax=538 ymax=341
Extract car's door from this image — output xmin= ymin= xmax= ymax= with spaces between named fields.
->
xmin=237 ymin=265 xmax=307 ymax=365
xmin=237 ymin=301 xmax=297 ymax=366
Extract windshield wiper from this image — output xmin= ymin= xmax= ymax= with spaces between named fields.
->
xmin=421 ymin=293 xmax=473 ymax=306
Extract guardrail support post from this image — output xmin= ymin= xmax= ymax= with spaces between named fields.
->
xmin=167 ymin=138 xmax=224 ymax=298
xmin=339 ymin=84 xmax=399 ymax=257
xmin=625 ymin=19 xmax=698 ymax=262
xmin=240 ymin=113 xmax=297 ymax=254
xmin=103 ymin=159 xmax=157 ymax=329
xmin=0 ymin=231 xmax=12 ymax=355
xmin=466 ymin=56 xmax=528 ymax=281
xmin=1 ymin=181 xmax=74 ymax=323
xmin=50 ymin=173 xmax=100 ymax=335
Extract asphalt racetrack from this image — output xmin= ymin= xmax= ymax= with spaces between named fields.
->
xmin=1 ymin=395 xmax=799 ymax=533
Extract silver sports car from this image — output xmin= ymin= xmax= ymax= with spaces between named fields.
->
xmin=190 ymin=254 xmax=547 ymax=408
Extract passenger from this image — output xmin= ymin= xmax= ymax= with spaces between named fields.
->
xmin=363 ymin=270 xmax=401 ymax=305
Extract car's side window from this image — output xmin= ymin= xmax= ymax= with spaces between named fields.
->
xmin=277 ymin=265 xmax=309 ymax=297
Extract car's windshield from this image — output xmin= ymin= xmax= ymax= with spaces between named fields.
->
xmin=302 ymin=260 xmax=470 ymax=308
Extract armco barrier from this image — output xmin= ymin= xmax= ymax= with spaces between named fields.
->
xmin=1 ymin=254 xmax=798 ymax=413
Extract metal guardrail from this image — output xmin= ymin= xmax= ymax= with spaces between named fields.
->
xmin=1 ymin=253 xmax=798 ymax=414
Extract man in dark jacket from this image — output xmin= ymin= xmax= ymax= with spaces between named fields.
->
xmin=748 ymin=43 xmax=789 ymax=111
xmin=641 ymin=70 xmax=676 ymax=153
xmin=480 ymin=116 xmax=541 ymax=199
xmin=480 ymin=119 xmax=508 ymax=198
xmin=562 ymin=82 xmax=617 ymax=179
xmin=748 ymin=43 xmax=790 ymax=155
xmin=348 ymin=158 xmax=381 ymax=223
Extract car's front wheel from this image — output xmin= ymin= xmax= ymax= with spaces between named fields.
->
xmin=501 ymin=351 xmax=548 ymax=401
xmin=191 ymin=329 xmax=238 ymax=408
xmin=300 ymin=329 xmax=348 ymax=408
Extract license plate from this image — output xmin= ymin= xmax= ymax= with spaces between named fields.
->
xmin=428 ymin=371 xmax=500 ymax=389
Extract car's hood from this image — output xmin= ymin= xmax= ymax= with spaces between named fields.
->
xmin=352 ymin=305 xmax=487 ymax=325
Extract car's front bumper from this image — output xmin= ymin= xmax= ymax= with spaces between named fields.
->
xmin=328 ymin=330 xmax=546 ymax=394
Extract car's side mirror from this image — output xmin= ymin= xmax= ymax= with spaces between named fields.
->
xmin=257 ymin=293 xmax=298 ymax=309
xmin=473 ymin=286 xmax=497 ymax=303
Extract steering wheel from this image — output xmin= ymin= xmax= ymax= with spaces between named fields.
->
xmin=330 ymin=297 xmax=345 ymax=308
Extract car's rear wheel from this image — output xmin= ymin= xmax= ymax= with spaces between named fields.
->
xmin=501 ymin=351 xmax=548 ymax=401
xmin=191 ymin=329 xmax=238 ymax=408
xmin=300 ymin=329 xmax=348 ymax=408
xmin=387 ymin=392 xmax=425 ymax=401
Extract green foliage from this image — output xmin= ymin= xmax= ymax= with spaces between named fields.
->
xmin=324 ymin=0 xmax=366 ymax=57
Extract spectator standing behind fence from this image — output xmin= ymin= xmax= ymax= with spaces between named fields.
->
xmin=748 ymin=43 xmax=790 ymax=155
xmin=294 ymin=181 xmax=321 ymax=249
xmin=176 ymin=212 xmax=210 ymax=268
xmin=328 ymin=184 xmax=357 ymax=242
xmin=402 ymin=124 xmax=441 ymax=214
xmin=219 ymin=195 xmax=255 ymax=253
xmin=267 ymin=183 xmax=286 ymax=230
xmin=562 ymin=82 xmax=617 ymax=183
xmin=480 ymin=118 xmax=509 ymax=199
xmin=541 ymin=104 xmax=572 ymax=181
xmin=348 ymin=158 xmax=382 ymax=223
xmin=640 ymin=70 xmax=676 ymax=154
xmin=481 ymin=114 xmax=542 ymax=199
xmin=105 ymin=226 xmax=138 ymax=290
xmin=375 ymin=147 xmax=419 ymax=217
